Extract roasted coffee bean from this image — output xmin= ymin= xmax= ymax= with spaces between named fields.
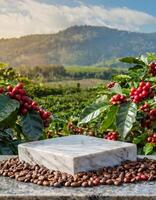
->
xmin=25 ymin=174 xmax=32 ymax=179
xmin=119 ymin=172 xmax=125 ymax=180
xmin=17 ymin=176 xmax=25 ymax=182
xmin=64 ymin=182 xmax=71 ymax=187
xmin=38 ymin=175 xmax=45 ymax=181
xmin=1 ymin=157 xmax=156 ymax=187
xmin=24 ymin=178 xmax=30 ymax=182
xmin=37 ymin=180 xmax=43 ymax=185
xmin=100 ymin=178 xmax=106 ymax=185
xmin=2 ymin=171 xmax=8 ymax=176
xmin=130 ymin=178 xmax=136 ymax=183
xmin=19 ymin=170 xmax=29 ymax=176
xmin=42 ymin=180 xmax=50 ymax=186
xmin=82 ymin=181 xmax=88 ymax=187
xmin=114 ymin=180 xmax=121 ymax=186
xmin=106 ymin=179 xmax=113 ymax=185
xmin=71 ymin=182 xmax=80 ymax=187
xmin=124 ymin=164 xmax=130 ymax=170
xmin=53 ymin=182 xmax=61 ymax=187
xmin=33 ymin=179 xmax=38 ymax=184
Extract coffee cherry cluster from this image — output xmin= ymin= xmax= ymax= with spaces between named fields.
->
xmin=110 ymin=94 xmax=126 ymax=105
xmin=0 ymin=87 xmax=4 ymax=94
xmin=104 ymin=132 xmax=118 ymax=140
xmin=67 ymin=122 xmax=84 ymax=134
xmin=130 ymin=81 xmax=153 ymax=103
xmin=141 ymin=108 xmax=156 ymax=128
xmin=147 ymin=134 xmax=156 ymax=144
xmin=149 ymin=62 xmax=156 ymax=76
xmin=6 ymin=83 xmax=52 ymax=127
xmin=107 ymin=81 xmax=116 ymax=88
xmin=67 ymin=122 xmax=95 ymax=136
xmin=149 ymin=109 xmax=156 ymax=121
xmin=140 ymin=103 xmax=150 ymax=112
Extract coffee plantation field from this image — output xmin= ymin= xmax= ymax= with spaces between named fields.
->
xmin=1 ymin=52 xmax=156 ymax=155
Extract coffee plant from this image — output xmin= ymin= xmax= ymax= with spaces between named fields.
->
xmin=0 ymin=82 xmax=52 ymax=154
xmin=79 ymin=53 xmax=156 ymax=155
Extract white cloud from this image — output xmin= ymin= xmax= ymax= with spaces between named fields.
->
xmin=0 ymin=0 xmax=156 ymax=38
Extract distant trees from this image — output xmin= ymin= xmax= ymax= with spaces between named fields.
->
xmin=16 ymin=64 xmax=66 ymax=82
xmin=15 ymin=64 xmax=126 ymax=82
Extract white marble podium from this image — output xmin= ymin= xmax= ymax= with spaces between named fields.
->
xmin=18 ymin=135 xmax=137 ymax=175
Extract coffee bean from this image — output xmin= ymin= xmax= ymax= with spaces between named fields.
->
xmin=53 ymin=182 xmax=61 ymax=187
xmin=33 ymin=179 xmax=38 ymax=184
xmin=19 ymin=170 xmax=29 ymax=176
xmin=124 ymin=164 xmax=130 ymax=170
xmin=88 ymin=180 xmax=93 ymax=186
xmin=17 ymin=176 xmax=25 ymax=182
xmin=42 ymin=180 xmax=50 ymax=186
xmin=100 ymin=178 xmax=106 ymax=185
xmin=119 ymin=172 xmax=125 ymax=180
xmin=71 ymin=182 xmax=80 ymax=187
xmin=38 ymin=175 xmax=45 ymax=181
xmin=106 ymin=179 xmax=113 ymax=185
xmin=114 ymin=180 xmax=121 ymax=186
xmin=25 ymin=174 xmax=32 ymax=179
xmin=2 ymin=172 xmax=8 ymax=176
xmin=1 ymin=157 xmax=156 ymax=188
xmin=64 ymin=182 xmax=71 ymax=187
xmin=37 ymin=180 xmax=43 ymax=185
xmin=82 ymin=181 xmax=88 ymax=187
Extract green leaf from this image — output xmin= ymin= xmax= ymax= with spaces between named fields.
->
xmin=133 ymin=133 xmax=148 ymax=144
xmin=0 ymin=94 xmax=20 ymax=128
xmin=143 ymin=143 xmax=154 ymax=155
xmin=100 ymin=105 xmax=118 ymax=131
xmin=120 ymin=56 xmax=146 ymax=65
xmin=109 ymin=83 xmax=123 ymax=95
xmin=147 ymin=77 xmax=156 ymax=82
xmin=140 ymin=55 xmax=148 ymax=65
xmin=79 ymin=95 xmax=108 ymax=124
xmin=79 ymin=104 xmax=109 ymax=124
xmin=116 ymin=102 xmax=137 ymax=139
xmin=21 ymin=110 xmax=44 ymax=141
xmin=95 ymin=95 xmax=108 ymax=104
xmin=113 ymin=74 xmax=131 ymax=82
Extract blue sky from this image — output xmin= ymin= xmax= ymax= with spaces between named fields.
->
xmin=38 ymin=0 xmax=156 ymax=17
xmin=0 ymin=0 xmax=156 ymax=38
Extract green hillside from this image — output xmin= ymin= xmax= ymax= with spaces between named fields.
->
xmin=0 ymin=25 xmax=156 ymax=66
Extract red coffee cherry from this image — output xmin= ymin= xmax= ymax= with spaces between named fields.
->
xmin=147 ymin=133 xmax=156 ymax=144
xmin=6 ymin=83 xmax=52 ymax=128
xmin=110 ymin=94 xmax=126 ymax=105
xmin=140 ymin=103 xmax=150 ymax=112
xmin=149 ymin=62 xmax=156 ymax=76
xmin=104 ymin=132 xmax=118 ymax=141
xmin=130 ymin=81 xmax=152 ymax=103
xmin=107 ymin=81 xmax=116 ymax=89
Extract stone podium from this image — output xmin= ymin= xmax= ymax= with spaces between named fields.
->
xmin=18 ymin=135 xmax=137 ymax=174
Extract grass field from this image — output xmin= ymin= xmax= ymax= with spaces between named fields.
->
xmin=65 ymin=66 xmax=110 ymax=73
xmin=45 ymin=79 xmax=106 ymax=89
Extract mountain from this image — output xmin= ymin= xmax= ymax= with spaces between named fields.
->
xmin=0 ymin=25 xmax=156 ymax=67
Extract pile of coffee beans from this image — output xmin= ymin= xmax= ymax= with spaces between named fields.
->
xmin=0 ymin=157 xmax=156 ymax=187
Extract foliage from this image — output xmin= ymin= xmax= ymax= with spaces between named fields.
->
xmin=79 ymin=53 xmax=156 ymax=155
xmin=2 ymin=53 xmax=156 ymax=155
xmin=0 ymin=77 xmax=52 ymax=154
